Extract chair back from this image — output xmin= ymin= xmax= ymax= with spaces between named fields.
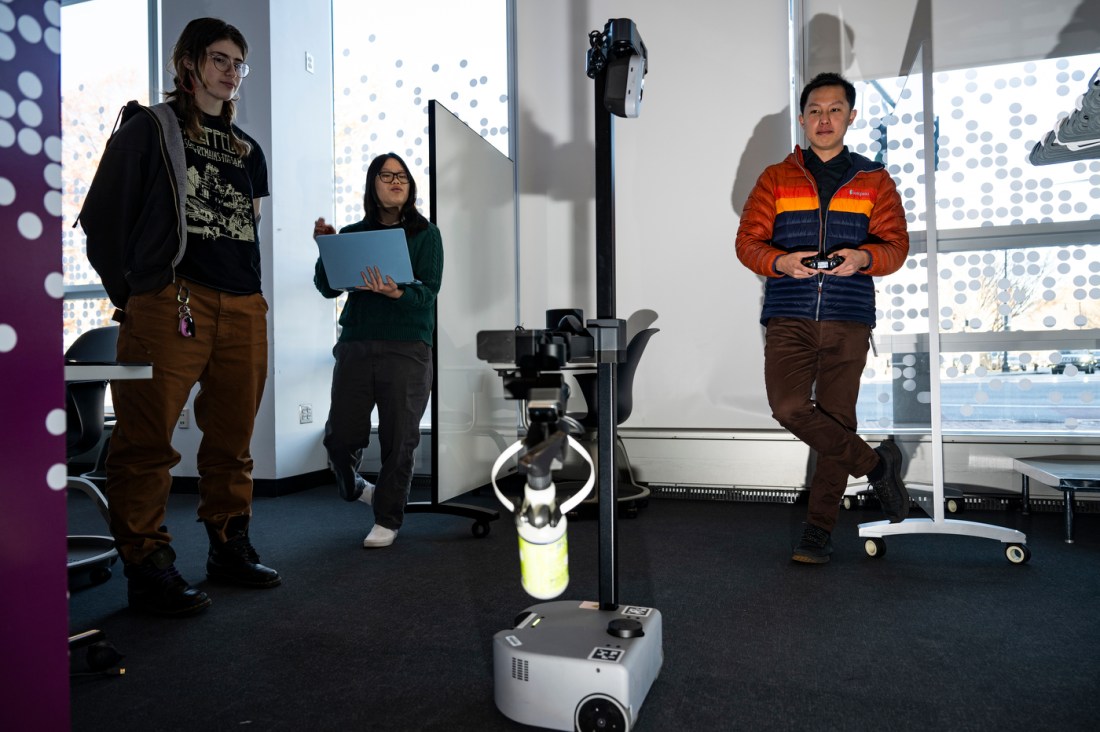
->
xmin=574 ymin=327 xmax=659 ymax=429
xmin=65 ymin=326 xmax=119 ymax=363
xmin=65 ymin=327 xmax=119 ymax=458
xmin=615 ymin=327 xmax=659 ymax=424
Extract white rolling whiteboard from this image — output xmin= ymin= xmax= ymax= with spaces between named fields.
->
xmin=429 ymin=101 xmax=519 ymax=502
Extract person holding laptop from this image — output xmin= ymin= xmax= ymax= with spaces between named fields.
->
xmin=312 ymin=153 xmax=444 ymax=548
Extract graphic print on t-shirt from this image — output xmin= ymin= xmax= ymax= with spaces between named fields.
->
xmin=184 ymin=124 xmax=255 ymax=243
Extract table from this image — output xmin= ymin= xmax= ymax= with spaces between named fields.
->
xmin=65 ymin=361 xmax=153 ymax=576
xmin=1013 ymin=456 xmax=1100 ymax=543
xmin=65 ymin=362 xmax=153 ymax=381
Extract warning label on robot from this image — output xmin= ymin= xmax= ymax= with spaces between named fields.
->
xmin=621 ymin=606 xmax=652 ymax=618
xmin=588 ymin=648 xmax=625 ymax=663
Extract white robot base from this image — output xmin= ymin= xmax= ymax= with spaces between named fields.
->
xmin=493 ymin=599 xmax=663 ymax=731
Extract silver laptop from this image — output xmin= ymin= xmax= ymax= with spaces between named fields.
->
xmin=315 ymin=228 xmax=419 ymax=289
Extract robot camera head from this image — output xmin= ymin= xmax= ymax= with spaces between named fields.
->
xmin=589 ymin=18 xmax=648 ymax=119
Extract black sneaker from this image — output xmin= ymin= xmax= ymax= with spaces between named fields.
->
xmin=336 ymin=470 xmax=368 ymax=502
xmin=124 ymin=546 xmax=212 ymax=617
xmin=206 ymin=518 xmax=282 ymax=588
xmin=792 ymin=524 xmax=833 ymax=564
xmin=870 ymin=440 xmax=910 ymax=522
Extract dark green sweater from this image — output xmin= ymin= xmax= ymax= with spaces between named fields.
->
xmin=314 ymin=219 xmax=443 ymax=346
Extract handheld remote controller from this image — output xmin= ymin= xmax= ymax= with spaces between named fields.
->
xmin=801 ymin=254 xmax=845 ymax=270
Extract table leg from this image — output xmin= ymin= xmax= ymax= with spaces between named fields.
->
xmin=1021 ymin=475 xmax=1030 ymax=515
xmin=1063 ymin=487 xmax=1075 ymax=544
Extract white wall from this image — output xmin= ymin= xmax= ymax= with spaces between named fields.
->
xmin=515 ymin=1 xmax=791 ymax=431
xmin=162 ymin=0 xmax=335 ymax=480
xmin=805 ymin=0 xmax=1092 ymax=81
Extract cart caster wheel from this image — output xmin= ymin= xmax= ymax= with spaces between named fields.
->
xmin=864 ymin=537 xmax=886 ymax=558
xmin=946 ymin=498 xmax=962 ymax=514
xmin=1005 ymin=543 xmax=1030 ymax=564
xmin=471 ymin=521 xmax=491 ymax=538
xmin=842 ymin=496 xmax=853 ymax=510
xmin=89 ymin=567 xmax=113 ymax=585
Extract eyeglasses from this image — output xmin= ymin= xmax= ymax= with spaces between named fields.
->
xmin=208 ymin=51 xmax=250 ymax=78
xmin=378 ymin=171 xmax=409 ymax=184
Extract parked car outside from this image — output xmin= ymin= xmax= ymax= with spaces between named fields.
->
xmin=1051 ymin=350 xmax=1096 ymax=375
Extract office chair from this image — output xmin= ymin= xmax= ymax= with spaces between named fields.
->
xmin=65 ymin=325 xmax=119 ymax=586
xmin=565 ymin=325 xmax=659 ymax=518
xmin=65 ymin=326 xmax=127 ymax=677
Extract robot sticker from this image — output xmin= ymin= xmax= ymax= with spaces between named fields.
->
xmin=588 ymin=647 xmax=625 ymax=663
xmin=621 ymin=606 xmax=653 ymax=618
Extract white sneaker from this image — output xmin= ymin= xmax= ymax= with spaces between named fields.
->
xmin=362 ymin=524 xmax=397 ymax=548
xmin=356 ymin=478 xmax=376 ymax=506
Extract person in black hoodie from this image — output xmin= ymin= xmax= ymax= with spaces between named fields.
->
xmin=79 ymin=17 xmax=279 ymax=616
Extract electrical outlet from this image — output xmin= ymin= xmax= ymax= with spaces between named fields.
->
xmin=298 ymin=404 xmax=313 ymax=424
xmin=178 ymin=408 xmax=190 ymax=429
xmin=305 ymin=51 xmax=315 ymax=74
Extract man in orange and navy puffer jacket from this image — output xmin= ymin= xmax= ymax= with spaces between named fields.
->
xmin=736 ymin=71 xmax=911 ymax=565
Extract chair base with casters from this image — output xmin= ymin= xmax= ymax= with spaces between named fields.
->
xmin=65 ymin=326 xmax=121 ymax=587
xmin=69 ymin=628 xmax=125 ymax=677
xmin=557 ymin=433 xmax=650 ymax=519
xmin=67 ymin=474 xmax=117 ymax=586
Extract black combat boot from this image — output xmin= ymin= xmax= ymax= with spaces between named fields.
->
xmin=205 ymin=515 xmax=282 ymax=588
xmin=124 ymin=545 xmax=212 ymax=616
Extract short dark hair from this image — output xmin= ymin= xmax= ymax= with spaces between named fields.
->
xmin=799 ymin=72 xmax=856 ymax=113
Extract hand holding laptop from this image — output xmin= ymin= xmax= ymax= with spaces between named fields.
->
xmin=359 ymin=265 xmax=401 ymax=297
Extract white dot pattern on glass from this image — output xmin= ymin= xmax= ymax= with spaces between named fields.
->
xmin=332 ymin=1 xmax=509 ymax=221
xmin=847 ymin=55 xmax=1100 ymax=433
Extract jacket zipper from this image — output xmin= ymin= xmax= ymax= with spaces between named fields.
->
xmin=797 ymin=159 xmax=827 ymax=320
xmin=800 ymin=157 xmax=871 ymax=322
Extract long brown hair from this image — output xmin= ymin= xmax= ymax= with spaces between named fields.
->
xmin=165 ymin=17 xmax=252 ymax=158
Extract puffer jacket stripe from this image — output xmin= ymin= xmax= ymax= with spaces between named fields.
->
xmin=736 ymin=146 xmax=909 ymax=328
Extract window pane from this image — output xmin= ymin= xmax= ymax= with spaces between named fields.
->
xmin=331 ymin=0 xmax=509 ymax=222
xmin=61 ymin=0 xmax=149 ymax=341
xmin=933 ymin=55 xmax=1100 ymax=228
xmin=62 ymin=296 xmax=113 ymax=352
xmin=850 ymin=53 xmax=1100 ymax=231
xmin=845 ymin=53 xmax=1100 ymax=435
xmin=860 ymin=348 xmax=1100 ymax=432
xmin=938 ymin=245 xmax=1099 ymax=333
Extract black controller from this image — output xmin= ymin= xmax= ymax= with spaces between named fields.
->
xmin=801 ymin=254 xmax=845 ymax=270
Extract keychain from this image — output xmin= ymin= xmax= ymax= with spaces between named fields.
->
xmin=177 ymin=284 xmax=195 ymax=338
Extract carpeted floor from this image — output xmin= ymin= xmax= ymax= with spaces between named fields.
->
xmin=68 ymin=483 xmax=1100 ymax=731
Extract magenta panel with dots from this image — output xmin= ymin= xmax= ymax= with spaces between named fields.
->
xmin=0 ymin=0 xmax=69 ymax=728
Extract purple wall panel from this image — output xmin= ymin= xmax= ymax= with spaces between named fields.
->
xmin=0 ymin=1 xmax=69 ymax=728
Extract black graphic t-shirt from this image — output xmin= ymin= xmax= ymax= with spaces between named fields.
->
xmin=175 ymin=112 xmax=270 ymax=294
